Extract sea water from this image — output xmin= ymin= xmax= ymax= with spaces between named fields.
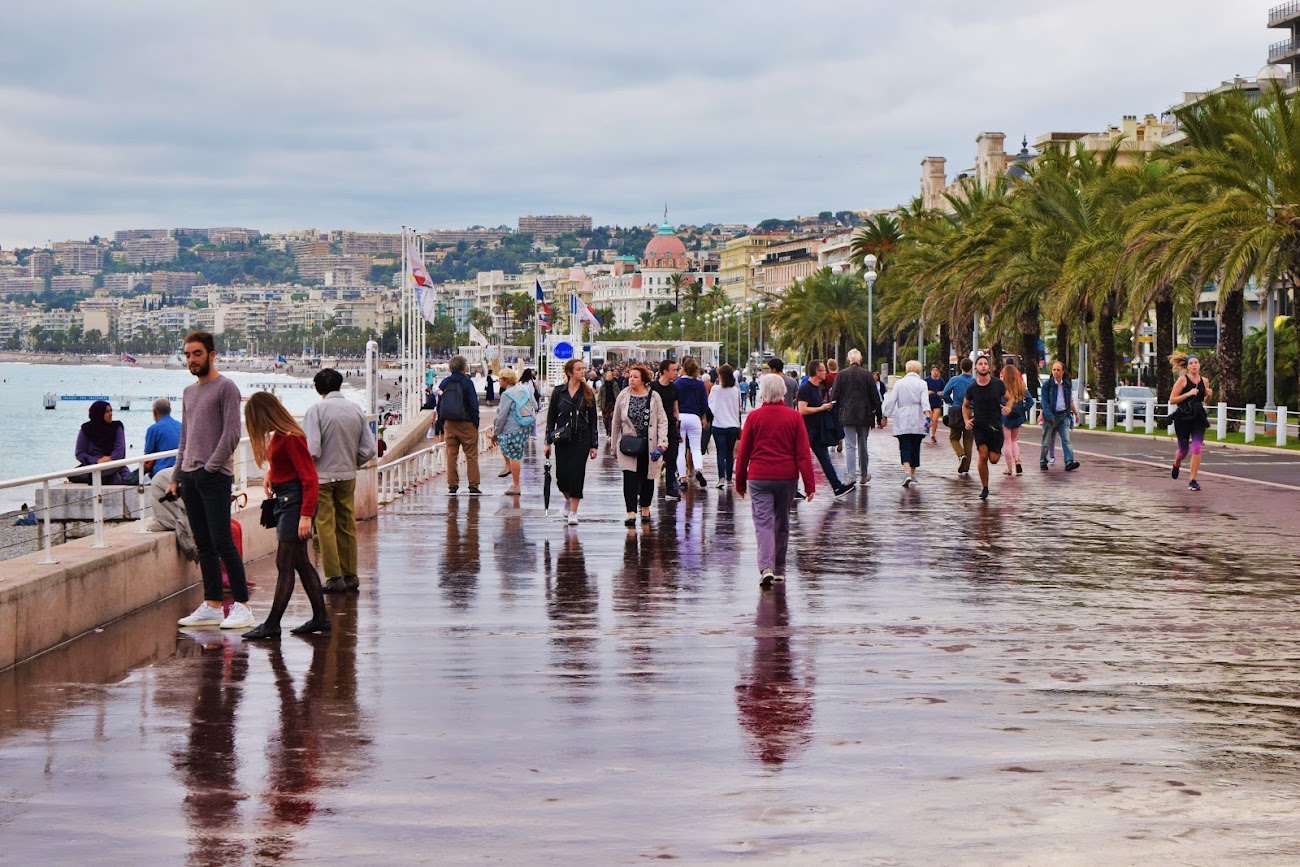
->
xmin=0 ymin=362 xmax=368 ymax=512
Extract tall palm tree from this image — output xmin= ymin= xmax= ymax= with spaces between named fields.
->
xmin=667 ymin=272 xmax=688 ymax=311
xmin=768 ymin=267 xmax=871 ymax=361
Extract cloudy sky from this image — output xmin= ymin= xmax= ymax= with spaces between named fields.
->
xmin=0 ymin=1 xmax=1273 ymax=247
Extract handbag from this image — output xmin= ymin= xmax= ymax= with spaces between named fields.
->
xmin=619 ymin=434 xmax=647 ymax=456
xmin=259 ymin=497 xmax=277 ymax=529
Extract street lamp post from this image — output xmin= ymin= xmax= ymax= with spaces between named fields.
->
xmin=863 ymin=254 xmax=878 ymax=372
xmin=1258 ymin=62 xmax=1288 ymax=414
xmin=757 ymin=301 xmax=766 ymax=360
xmin=735 ymin=308 xmax=743 ymax=368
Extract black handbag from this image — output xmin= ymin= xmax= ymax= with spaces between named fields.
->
xmin=619 ymin=434 xmax=646 ymax=456
xmin=259 ymin=497 xmax=277 ymax=529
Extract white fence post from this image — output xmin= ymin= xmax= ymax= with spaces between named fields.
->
xmin=1245 ymin=403 xmax=1257 ymax=442
xmin=39 ymin=479 xmax=57 ymax=565
xmin=1087 ymin=398 xmax=1097 ymax=429
xmin=1216 ymin=402 xmax=1228 ymax=440
xmin=1278 ymin=407 xmax=1288 ymax=448
xmin=1145 ymin=399 xmax=1155 ymax=435
xmin=91 ymin=468 xmax=107 ymax=549
xmin=1028 ymin=402 xmax=1037 ymax=426
xmin=1106 ymin=400 xmax=1116 ymax=430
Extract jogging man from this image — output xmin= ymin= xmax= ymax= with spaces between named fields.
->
xmin=172 ymin=330 xmax=255 ymax=630
xmin=962 ymin=355 xmax=1009 ymax=501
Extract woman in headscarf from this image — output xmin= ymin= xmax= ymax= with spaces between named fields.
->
xmin=75 ymin=400 xmax=133 ymax=484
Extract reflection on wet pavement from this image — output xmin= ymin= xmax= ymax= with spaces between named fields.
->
xmin=3 ymin=435 xmax=1300 ymax=862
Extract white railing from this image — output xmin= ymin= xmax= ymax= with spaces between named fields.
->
xmin=0 ymin=438 xmax=256 ymax=566
xmin=375 ymin=430 xmax=497 ymax=504
xmin=1074 ymin=399 xmax=1296 ymax=446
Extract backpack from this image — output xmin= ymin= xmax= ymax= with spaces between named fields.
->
xmin=438 ymin=377 xmax=470 ymax=422
xmin=507 ymin=389 xmax=535 ymax=428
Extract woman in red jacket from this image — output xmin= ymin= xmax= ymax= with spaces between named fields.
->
xmin=242 ymin=391 xmax=330 ymax=640
xmin=735 ymin=374 xmax=816 ymax=588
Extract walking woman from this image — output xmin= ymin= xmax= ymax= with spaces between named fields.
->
xmin=242 ymin=392 xmax=330 ymax=640
xmin=675 ymin=357 xmax=709 ymax=489
xmin=924 ymin=364 xmax=946 ymax=444
xmin=1000 ymin=362 xmax=1032 ymax=475
xmin=1169 ymin=352 xmax=1212 ymax=492
xmin=611 ymin=363 xmax=668 ymax=526
xmin=708 ymin=364 xmax=742 ymax=487
xmin=491 ymin=367 xmax=536 ymax=496
xmin=735 ymin=374 xmax=816 ymax=588
xmin=881 ymin=360 xmax=930 ymax=487
xmin=545 ymin=358 xmax=599 ymax=525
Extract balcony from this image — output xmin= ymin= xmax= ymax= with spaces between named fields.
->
xmin=1271 ymin=0 xmax=1300 ymax=26
xmin=1270 ymin=36 xmax=1300 ymax=62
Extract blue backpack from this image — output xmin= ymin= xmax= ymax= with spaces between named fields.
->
xmin=507 ymin=389 xmax=535 ymax=428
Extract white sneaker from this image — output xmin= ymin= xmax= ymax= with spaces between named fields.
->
xmin=178 ymin=602 xmax=225 ymax=627
xmin=220 ymin=602 xmax=255 ymax=630
xmin=566 ymin=513 xmax=579 ymax=526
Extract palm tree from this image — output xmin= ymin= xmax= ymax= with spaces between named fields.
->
xmin=666 ymin=272 xmax=689 ymax=311
xmin=768 ymin=267 xmax=871 ymax=361
xmin=683 ymin=279 xmax=703 ymax=316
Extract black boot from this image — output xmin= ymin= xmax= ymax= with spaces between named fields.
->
xmin=323 ymin=576 xmax=350 ymax=593
xmin=290 ymin=618 xmax=332 ymax=635
xmin=242 ymin=622 xmax=282 ymax=640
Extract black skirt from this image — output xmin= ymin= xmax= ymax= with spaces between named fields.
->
xmin=554 ymin=441 xmax=589 ymax=500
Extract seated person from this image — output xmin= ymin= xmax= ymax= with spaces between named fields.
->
xmin=74 ymin=400 xmax=134 ymax=485
xmin=143 ymin=397 xmax=182 ymax=476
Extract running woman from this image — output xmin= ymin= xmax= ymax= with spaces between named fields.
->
xmin=1169 ymin=353 xmax=1212 ymax=492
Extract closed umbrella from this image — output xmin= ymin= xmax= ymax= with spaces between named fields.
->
xmin=542 ymin=458 xmax=552 ymax=515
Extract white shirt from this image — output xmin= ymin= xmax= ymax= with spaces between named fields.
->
xmin=708 ymin=384 xmax=741 ymax=428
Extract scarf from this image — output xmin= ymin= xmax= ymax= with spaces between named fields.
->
xmin=81 ymin=400 xmax=121 ymax=456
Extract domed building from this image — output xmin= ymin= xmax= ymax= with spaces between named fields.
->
xmin=590 ymin=217 xmax=715 ymax=330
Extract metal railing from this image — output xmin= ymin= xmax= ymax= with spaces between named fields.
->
xmin=375 ymin=430 xmax=496 ymax=504
xmin=0 ymin=438 xmax=256 ymax=566
xmin=1270 ymin=0 xmax=1300 ymax=25
xmin=1031 ymin=399 xmax=1297 ymax=447
xmin=1270 ymin=37 xmax=1300 ymax=60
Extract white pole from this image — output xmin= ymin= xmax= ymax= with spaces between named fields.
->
xmin=400 ymin=225 xmax=408 ymax=422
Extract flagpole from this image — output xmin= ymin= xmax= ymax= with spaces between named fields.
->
xmin=418 ymin=231 xmax=427 ymax=410
xmin=400 ymin=225 xmax=407 ymax=423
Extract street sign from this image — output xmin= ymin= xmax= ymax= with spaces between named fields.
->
xmin=553 ymin=341 xmax=573 ymax=360
xmin=1190 ymin=319 xmax=1218 ymax=348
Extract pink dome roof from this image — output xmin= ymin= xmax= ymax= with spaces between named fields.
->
xmin=644 ymin=226 xmax=686 ymax=260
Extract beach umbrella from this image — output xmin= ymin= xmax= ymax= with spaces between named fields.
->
xmin=542 ymin=458 xmax=553 ymax=514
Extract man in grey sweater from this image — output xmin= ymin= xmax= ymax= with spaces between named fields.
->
xmin=171 ymin=330 xmax=256 ymax=630
xmin=305 ymin=368 xmax=377 ymax=593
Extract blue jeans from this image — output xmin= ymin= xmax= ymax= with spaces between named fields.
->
xmin=712 ymin=426 xmax=739 ymax=481
xmin=1039 ymin=416 xmax=1075 ymax=465
xmin=843 ymin=424 xmax=872 ymax=480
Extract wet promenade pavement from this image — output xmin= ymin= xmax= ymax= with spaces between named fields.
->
xmin=3 ymin=431 xmax=1300 ymax=864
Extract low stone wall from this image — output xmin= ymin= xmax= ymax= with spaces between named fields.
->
xmin=0 ymin=496 xmax=277 ymax=671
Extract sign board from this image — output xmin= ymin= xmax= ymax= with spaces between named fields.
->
xmin=553 ymin=341 xmax=574 ymax=361
xmin=1190 ymin=319 xmax=1218 ymax=348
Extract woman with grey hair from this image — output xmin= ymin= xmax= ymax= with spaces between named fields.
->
xmin=882 ymin=359 xmax=931 ymax=487
xmin=735 ymin=374 xmax=816 ymax=588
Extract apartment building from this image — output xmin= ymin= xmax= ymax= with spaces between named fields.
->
xmin=29 ymin=251 xmax=53 ymax=278
xmin=296 ymin=255 xmax=371 ymax=285
xmin=125 ymin=236 xmax=180 ymax=265
xmin=0 ymin=277 xmax=44 ymax=296
xmin=339 ymin=231 xmax=402 ymax=256
xmin=718 ymin=233 xmax=790 ymax=305
xmin=78 ymin=297 xmax=118 ymax=335
xmin=102 ymin=273 xmax=152 ymax=294
xmin=207 ymin=227 xmax=259 ymax=245
xmin=114 ymin=229 xmax=171 ymax=243
xmin=151 ymin=271 xmax=202 ymax=295
xmin=424 ymin=228 xmax=509 ymax=247
xmin=51 ymin=275 xmax=94 ymax=293
xmin=52 ymin=241 xmax=103 ymax=273
xmin=759 ymin=236 xmax=823 ymax=296
xmin=518 ymin=215 xmax=592 ymax=239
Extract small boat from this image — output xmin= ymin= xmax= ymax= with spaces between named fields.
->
xmin=42 ymin=392 xmax=57 ymax=410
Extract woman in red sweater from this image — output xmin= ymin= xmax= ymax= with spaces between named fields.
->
xmin=735 ymin=374 xmax=816 ymax=588
xmin=242 ymin=391 xmax=330 ymax=640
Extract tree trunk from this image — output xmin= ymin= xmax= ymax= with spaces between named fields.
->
xmin=1219 ymin=274 xmax=1248 ymax=409
xmin=1055 ymin=322 xmax=1071 ymax=373
xmin=939 ymin=322 xmax=951 ymax=374
xmin=1292 ymin=275 xmax=1300 ymax=402
xmin=1155 ymin=290 xmax=1175 ymax=403
xmin=990 ymin=340 xmax=1003 ymax=366
xmin=1096 ymin=296 xmax=1118 ymax=401
xmin=951 ymin=319 xmax=970 ymax=362
xmin=1019 ymin=305 xmax=1041 ymax=401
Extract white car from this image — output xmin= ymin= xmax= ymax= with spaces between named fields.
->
xmin=1115 ymin=386 xmax=1158 ymax=422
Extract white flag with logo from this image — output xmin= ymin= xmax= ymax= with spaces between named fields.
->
xmin=406 ymin=233 xmax=437 ymax=325
xmin=469 ymin=323 xmax=490 ymax=346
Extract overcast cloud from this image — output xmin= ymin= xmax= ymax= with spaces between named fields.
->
xmin=0 ymin=0 xmax=1273 ymax=246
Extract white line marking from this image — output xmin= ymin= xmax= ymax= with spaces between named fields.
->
xmin=1073 ymin=450 xmax=1300 ymax=492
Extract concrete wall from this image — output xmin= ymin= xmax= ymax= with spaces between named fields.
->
xmin=0 ymin=496 xmax=276 ymax=671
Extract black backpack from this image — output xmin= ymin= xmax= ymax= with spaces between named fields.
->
xmin=439 ymin=378 xmax=469 ymax=422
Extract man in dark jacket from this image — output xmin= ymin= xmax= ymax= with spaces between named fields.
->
xmin=436 ymin=355 xmax=482 ymax=495
xmin=829 ymin=348 xmax=882 ymax=484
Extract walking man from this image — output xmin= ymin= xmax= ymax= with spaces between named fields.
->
xmin=305 ymin=368 xmax=377 ymax=594
xmin=436 ymin=355 xmax=482 ymax=495
xmin=1039 ymin=361 xmax=1082 ymax=471
xmin=798 ymin=361 xmax=855 ymax=499
xmin=942 ymin=358 xmax=975 ymax=475
xmin=962 ymin=355 xmax=1009 ymax=501
xmin=766 ymin=358 xmax=799 ymax=409
xmin=829 ymin=348 xmax=882 ymax=484
xmin=171 ymin=330 xmax=256 ymax=630
xmin=649 ymin=359 xmax=681 ymax=501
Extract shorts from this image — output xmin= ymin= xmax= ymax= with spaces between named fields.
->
xmin=972 ymin=423 xmax=1004 ymax=455
xmin=272 ymin=479 xmax=306 ymax=542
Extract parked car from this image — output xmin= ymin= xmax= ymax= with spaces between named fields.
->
xmin=1038 ymin=374 xmax=1091 ymax=402
xmin=1115 ymin=385 xmax=1158 ymax=422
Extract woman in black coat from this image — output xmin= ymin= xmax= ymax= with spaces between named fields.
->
xmin=545 ymin=357 xmax=599 ymax=526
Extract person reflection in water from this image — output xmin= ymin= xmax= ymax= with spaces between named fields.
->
xmin=440 ymin=497 xmax=480 ymax=610
xmin=735 ymin=588 xmax=815 ymax=767
xmin=173 ymin=634 xmax=250 ymax=865
xmin=546 ymin=531 xmax=598 ymax=692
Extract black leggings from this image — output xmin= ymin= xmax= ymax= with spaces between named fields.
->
xmin=264 ymin=540 xmax=328 ymax=629
xmin=623 ymin=447 xmax=654 ymax=512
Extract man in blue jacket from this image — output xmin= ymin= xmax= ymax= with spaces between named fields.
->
xmin=1039 ymin=360 xmax=1081 ymax=471
xmin=143 ymin=397 xmax=182 ymax=476
xmin=436 ymin=355 xmax=482 ymax=495
xmin=941 ymin=358 xmax=975 ymax=475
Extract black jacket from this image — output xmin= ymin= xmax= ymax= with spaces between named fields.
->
xmin=546 ymin=384 xmax=599 ymax=449
xmin=829 ymin=364 xmax=882 ymax=426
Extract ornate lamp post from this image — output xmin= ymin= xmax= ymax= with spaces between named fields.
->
xmin=1259 ymin=62 xmax=1289 ymax=415
xmin=863 ymin=254 xmax=878 ymax=371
